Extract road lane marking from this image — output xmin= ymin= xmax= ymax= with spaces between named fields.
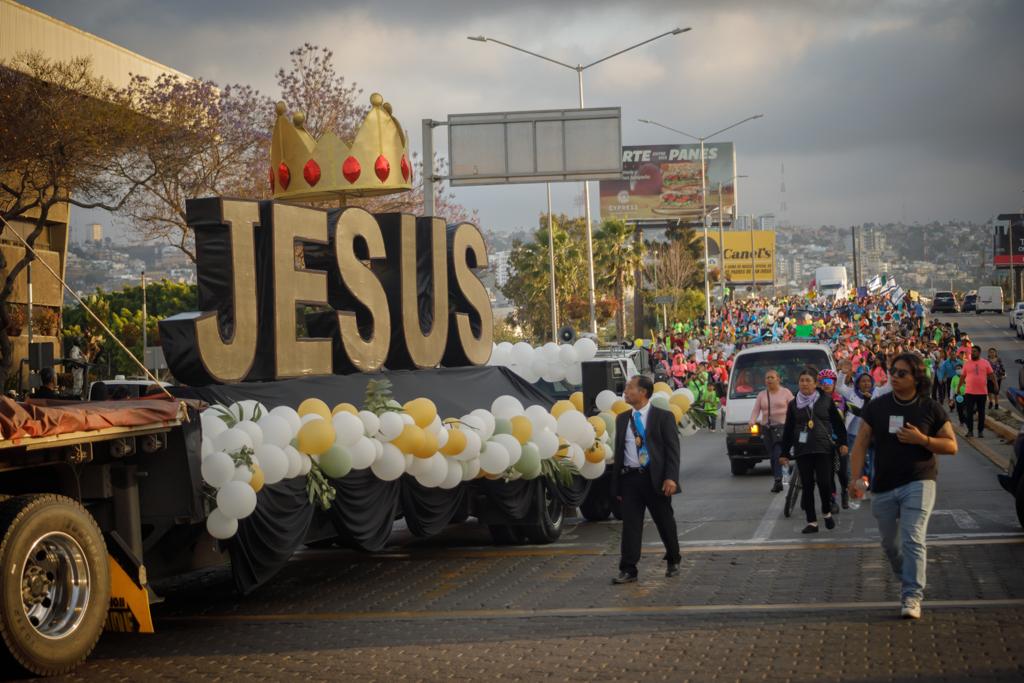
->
xmin=751 ymin=483 xmax=789 ymax=541
xmin=932 ymin=509 xmax=981 ymax=530
xmin=160 ymin=598 xmax=1024 ymax=625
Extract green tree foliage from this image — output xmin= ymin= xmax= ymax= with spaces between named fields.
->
xmin=595 ymin=219 xmax=645 ymax=342
xmin=62 ymin=280 xmax=197 ymax=378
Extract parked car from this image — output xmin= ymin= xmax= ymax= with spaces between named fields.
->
xmin=930 ymin=291 xmax=959 ymax=313
xmin=1016 ymin=315 xmax=1024 ymax=339
xmin=723 ymin=342 xmax=835 ymax=476
xmin=962 ymin=292 xmax=977 ymax=312
xmin=1007 ymin=302 xmax=1024 ymax=329
xmin=976 ymin=285 xmax=1004 ymax=314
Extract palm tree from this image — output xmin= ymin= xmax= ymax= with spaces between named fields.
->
xmin=595 ymin=219 xmax=645 ymax=341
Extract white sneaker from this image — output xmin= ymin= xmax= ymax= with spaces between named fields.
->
xmin=900 ymin=598 xmax=922 ymax=619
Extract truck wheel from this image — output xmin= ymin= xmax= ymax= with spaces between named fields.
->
xmin=730 ymin=460 xmax=749 ymax=476
xmin=1016 ymin=477 xmax=1024 ymax=530
xmin=580 ymin=478 xmax=611 ymax=521
xmin=522 ymin=484 xmax=564 ymax=544
xmin=0 ymin=494 xmax=110 ymax=677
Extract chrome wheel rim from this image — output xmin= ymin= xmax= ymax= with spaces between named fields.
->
xmin=20 ymin=532 xmax=91 ymax=639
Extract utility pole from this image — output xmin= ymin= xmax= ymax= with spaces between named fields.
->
xmin=851 ymin=225 xmax=860 ymax=288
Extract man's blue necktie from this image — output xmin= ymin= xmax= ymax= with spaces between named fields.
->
xmin=633 ymin=411 xmax=649 ymax=468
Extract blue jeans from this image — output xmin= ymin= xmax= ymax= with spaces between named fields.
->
xmin=871 ymin=480 xmax=936 ymax=601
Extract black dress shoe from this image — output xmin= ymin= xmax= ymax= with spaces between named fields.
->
xmin=825 ymin=515 xmax=836 ymax=530
xmin=666 ymin=563 xmax=680 ymax=577
xmin=612 ymin=572 xmax=638 ymax=584
xmin=771 ymin=480 xmax=784 ymax=493
xmin=801 ymin=523 xmax=819 ymax=534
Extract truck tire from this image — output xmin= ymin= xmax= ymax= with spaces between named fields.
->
xmin=730 ymin=459 xmax=749 ymax=476
xmin=580 ymin=477 xmax=612 ymax=522
xmin=0 ymin=494 xmax=110 ymax=677
xmin=522 ymin=483 xmax=564 ymax=544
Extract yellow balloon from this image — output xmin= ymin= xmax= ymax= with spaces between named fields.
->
xmin=249 ymin=464 xmax=265 ymax=492
xmin=440 ymin=427 xmax=467 ymax=456
xmin=585 ymin=444 xmax=605 ymax=464
xmin=654 ymin=382 xmax=672 ymax=396
xmin=634 ymin=338 xmax=643 ymax=348
xmin=556 ymin=436 xmax=570 ymax=458
xmin=332 ymin=402 xmax=358 ymax=416
xmin=297 ymin=419 xmax=336 ymax=455
xmin=587 ymin=415 xmax=606 ymax=438
xmin=551 ymin=400 xmax=576 ymax=418
xmin=669 ymin=394 xmax=692 ymax=414
xmin=569 ymin=391 xmax=584 ymax=413
xmin=611 ymin=400 xmax=631 ymax=415
xmin=413 ymin=429 xmax=439 ymax=458
xmin=510 ymin=415 xmax=533 ymax=444
xmin=392 ymin=423 xmax=427 ymax=455
xmin=670 ymin=404 xmax=683 ymax=424
xmin=298 ymin=398 xmax=332 ymax=421
xmin=403 ymin=397 xmax=438 ymax=429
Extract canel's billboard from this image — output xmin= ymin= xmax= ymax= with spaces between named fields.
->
xmin=702 ymin=230 xmax=776 ymax=285
xmin=599 ymin=143 xmax=736 ymax=223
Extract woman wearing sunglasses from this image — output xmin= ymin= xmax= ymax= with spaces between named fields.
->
xmin=779 ymin=366 xmax=848 ymax=534
xmin=849 ymin=352 xmax=957 ymax=620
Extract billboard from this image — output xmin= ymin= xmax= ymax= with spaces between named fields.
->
xmin=993 ymin=214 xmax=1024 ymax=267
xmin=447 ymin=108 xmax=622 ymax=186
xmin=599 ymin=143 xmax=736 ymax=223
xmin=702 ymin=230 xmax=776 ymax=285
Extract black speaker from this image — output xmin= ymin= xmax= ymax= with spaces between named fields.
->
xmin=29 ymin=342 xmax=54 ymax=371
xmin=558 ymin=325 xmax=576 ymax=344
xmin=581 ymin=360 xmax=628 ymax=416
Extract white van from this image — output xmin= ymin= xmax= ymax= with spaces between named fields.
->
xmin=976 ymin=285 xmax=1004 ymax=314
xmin=724 ymin=342 xmax=835 ymax=475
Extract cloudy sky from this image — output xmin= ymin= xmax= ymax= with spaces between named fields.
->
xmin=23 ymin=0 xmax=1024 ymax=234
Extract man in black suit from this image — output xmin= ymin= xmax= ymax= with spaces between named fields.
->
xmin=610 ymin=375 xmax=682 ymax=584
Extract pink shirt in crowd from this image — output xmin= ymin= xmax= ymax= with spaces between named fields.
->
xmin=749 ymin=387 xmax=795 ymax=426
xmin=962 ymin=358 xmax=993 ymax=395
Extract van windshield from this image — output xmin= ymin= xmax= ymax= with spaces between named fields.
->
xmin=729 ymin=348 xmax=832 ymax=399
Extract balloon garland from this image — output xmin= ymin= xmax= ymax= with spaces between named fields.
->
xmin=487 ymin=338 xmax=599 ymax=385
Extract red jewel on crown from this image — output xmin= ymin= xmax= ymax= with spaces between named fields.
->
xmin=375 ymin=155 xmax=390 ymax=182
xmin=400 ymin=155 xmax=411 ymax=182
xmin=278 ymin=162 xmax=291 ymax=190
xmin=303 ymin=159 xmax=321 ymax=186
xmin=343 ymin=156 xmax=361 ymax=183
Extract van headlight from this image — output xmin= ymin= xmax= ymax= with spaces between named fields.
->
xmin=749 ymin=424 xmax=759 ymax=435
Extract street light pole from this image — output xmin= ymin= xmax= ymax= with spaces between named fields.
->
xmin=547 ymin=184 xmax=558 ymax=342
xmin=470 ymin=28 xmax=691 ymax=335
xmin=637 ymin=115 xmax=763 ymax=327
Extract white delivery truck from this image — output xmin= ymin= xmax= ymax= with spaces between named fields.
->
xmin=814 ymin=266 xmax=849 ymax=300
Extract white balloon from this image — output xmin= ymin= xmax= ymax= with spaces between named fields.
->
xmin=580 ymin=458 xmax=606 ymax=480
xmin=371 ymin=443 xmax=405 ymax=481
xmin=441 ymin=459 xmax=463 ymax=489
xmin=530 ymin=352 xmax=549 ymax=377
xmin=331 ymin=411 xmax=364 ymax=447
xmin=534 ymin=429 xmax=560 ymax=460
xmin=565 ymin=363 xmax=583 ymax=386
xmin=491 ymin=434 xmax=522 ymax=467
xmin=512 ymin=341 xmax=535 ymax=367
xmin=269 ymin=406 xmax=302 ymax=435
xmin=206 ymin=508 xmax=238 ymax=540
xmin=428 ymin=415 xmax=443 ymax=434
xmin=408 ymin=453 xmax=432 ymax=478
xmin=595 ymin=390 xmax=618 ymax=413
xmin=603 ymin=443 xmax=614 ymax=462
xmin=235 ymin=420 xmax=263 ymax=449
xmin=574 ymin=337 xmax=598 ymax=362
xmin=201 ymin=436 xmax=214 ymax=458
xmin=217 ymin=480 xmax=258 ymax=519
xmin=491 ymin=395 xmax=525 ymax=420
xmin=257 ymin=414 xmax=293 ymax=449
xmin=556 ymin=411 xmax=589 ymax=444
xmin=232 ymin=464 xmax=252 ymax=484
xmin=201 ymin=412 xmax=228 ymax=440
xmin=470 ymin=409 xmax=496 ymax=441
xmin=213 ymin=427 xmax=253 ymax=455
xmin=301 ymin=413 xmax=325 ymax=425
xmin=298 ymin=451 xmax=313 ymax=476
xmin=284 ymin=445 xmax=303 ymax=478
xmin=372 ymin=437 xmax=384 ymax=459
xmin=525 ymin=405 xmax=557 ymax=433
xmin=487 ymin=342 xmax=499 ymax=365
xmin=558 ymin=344 xmax=578 ymax=365
xmin=201 ymin=451 xmax=235 ymax=488
xmin=516 ymin=364 xmax=541 ymax=384
xmin=567 ymin=443 xmax=586 ymax=470
xmin=350 ymin=437 xmax=376 ymax=469
xmin=459 ymin=413 xmax=485 ymax=435
xmin=404 ymin=452 xmax=416 ymax=473
xmin=461 ymin=458 xmax=481 ymax=481
xmin=542 ymin=342 xmax=560 ymax=363
xmin=455 ymin=429 xmax=482 ymax=461
xmin=254 ymin=444 xmax=288 ymax=485
xmin=401 ymin=413 xmax=415 ymax=425
xmin=358 ymin=410 xmax=380 ymax=437
xmin=415 ymin=453 xmax=448 ymax=488
xmin=479 ymin=440 xmax=510 ymax=474
xmin=540 ymin=363 xmax=565 ymax=383
xmin=378 ymin=412 xmax=405 ymax=441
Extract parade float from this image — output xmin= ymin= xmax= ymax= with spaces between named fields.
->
xmin=0 ymin=92 xmax=694 ymax=676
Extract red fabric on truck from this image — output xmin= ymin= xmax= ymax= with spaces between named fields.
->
xmin=0 ymin=396 xmax=182 ymax=440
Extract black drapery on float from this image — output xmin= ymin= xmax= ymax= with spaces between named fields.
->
xmin=172 ymin=366 xmax=588 ymax=594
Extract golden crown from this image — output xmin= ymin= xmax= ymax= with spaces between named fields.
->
xmin=270 ymin=92 xmax=411 ymax=202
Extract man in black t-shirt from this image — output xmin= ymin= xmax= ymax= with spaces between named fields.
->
xmin=850 ymin=352 xmax=957 ymax=621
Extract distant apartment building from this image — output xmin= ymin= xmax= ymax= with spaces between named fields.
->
xmin=89 ymin=223 xmax=103 ymax=242
xmin=492 ymin=250 xmax=513 ymax=288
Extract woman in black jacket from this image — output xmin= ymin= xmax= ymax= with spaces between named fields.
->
xmin=780 ymin=366 xmax=849 ymax=533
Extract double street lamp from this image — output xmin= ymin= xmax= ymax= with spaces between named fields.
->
xmin=637 ymin=114 xmax=763 ymax=327
xmin=469 ymin=28 xmax=691 ymax=335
